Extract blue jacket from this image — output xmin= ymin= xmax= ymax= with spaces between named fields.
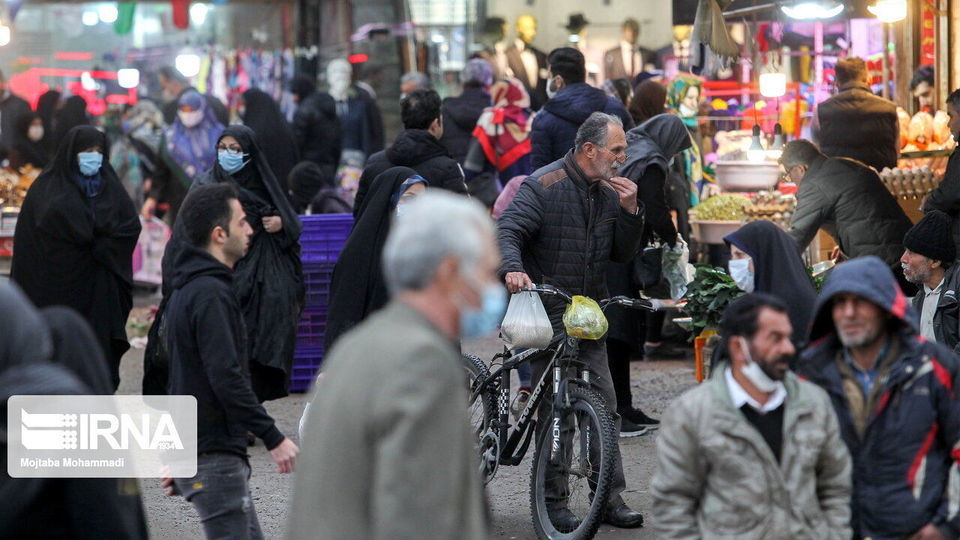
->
xmin=796 ymin=256 xmax=960 ymax=539
xmin=530 ymin=83 xmax=634 ymax=170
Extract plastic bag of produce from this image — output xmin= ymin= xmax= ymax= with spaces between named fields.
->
xmin=500 ymin=291 xmax=554 ymax=349
xmin=662 ymin=240 xmax=694 ymax=300
xmin=563 ymin=296 xmax=608 ymax=340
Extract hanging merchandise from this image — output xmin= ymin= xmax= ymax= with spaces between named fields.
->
xmin=171 ymin=0 xmax=190 ymax=30
xmin=115 ymin=2 xmax=136 ymax=35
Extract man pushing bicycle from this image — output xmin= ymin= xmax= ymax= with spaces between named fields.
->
xmin=498 ymin=111 xmax=645 ymax=531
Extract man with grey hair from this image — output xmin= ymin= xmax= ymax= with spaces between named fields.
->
xmin=400 ymin=71 xmax=431 ymax=98
xmin=441 ymin=58 xmax=494 ymax=163
xmin=499 ymin=111 xmax=645 ymax=530
xmin=288 ymin=191 xmax=494 ymax=540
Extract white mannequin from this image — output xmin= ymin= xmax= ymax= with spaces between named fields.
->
xmin=327 ymin=59 xmax=352 ymax=102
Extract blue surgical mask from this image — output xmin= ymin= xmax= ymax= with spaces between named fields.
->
xmin=460 ymin=280 xmax=507 ymax=339
xmin=728 ymin=257 xmax=755 ymax=293
xmin=77 ymin=151 xmax=103 ymax=176
xmin=218 ymin=149 xmax=247 ymax=173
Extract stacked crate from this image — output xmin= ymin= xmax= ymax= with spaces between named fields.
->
xmin=290 ymin=214 xmax=353 ymax=392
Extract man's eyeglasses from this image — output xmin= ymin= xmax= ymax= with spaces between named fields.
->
xmin=599 ymin=147 xmax=628 ymax=160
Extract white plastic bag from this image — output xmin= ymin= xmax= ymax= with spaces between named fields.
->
xmin=662 ymin=239 xmax=694 ymax=301
xmin=500 ymin=291 xmax=553 ymax=350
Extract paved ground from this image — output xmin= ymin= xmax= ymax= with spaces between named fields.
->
xmin=121 ymin=329 xmax=697 ymax=539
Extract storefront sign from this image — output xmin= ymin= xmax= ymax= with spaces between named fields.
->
xmin=920 ymin=1 xmax=936 ymax=65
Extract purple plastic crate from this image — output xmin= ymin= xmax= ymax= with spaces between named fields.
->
xmin=300 ymin=214 xmax=353 ymax=263
xmin=296 ymin=311 xmax=327 ymax=348
xmin=301 ymin=262 xmax=335 ymax=309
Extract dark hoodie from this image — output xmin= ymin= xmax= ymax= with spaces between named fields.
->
xmin=530 ymin=82 xmax=634 ymax=170
xmin=354 ymin=129 xmax=467 ymax=216
xmin=440 ymin=87 xmax=491 ymax=163
xmin=796 ymin=256 xmax=960 ymax=539
xmin=164 ymin=245 xmax=285 ymax=456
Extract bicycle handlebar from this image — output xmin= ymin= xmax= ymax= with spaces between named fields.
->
xmin=519 ymin=285 xmax=659 ymax=312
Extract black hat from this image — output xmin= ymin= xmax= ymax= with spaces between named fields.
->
xmin=564 ymin=13 xmax=590 ymax=33
xmin=904 ymin=210 xmax=956 ymax=263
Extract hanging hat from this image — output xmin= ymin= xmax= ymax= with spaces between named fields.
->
xmin=564 ymin=13 xmax=590 ymax=33
xmin=904 ymin=210 xmax=956 ymax=263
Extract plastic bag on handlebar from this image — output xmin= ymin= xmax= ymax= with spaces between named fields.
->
xmin=499 ymin=291 xmax=554 ymax=350
xmin=562 ymin=296 xmax=609 ymax=340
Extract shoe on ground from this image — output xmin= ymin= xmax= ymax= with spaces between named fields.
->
xmin=619 ymin=418 xmax=650 ymax=438
xmin=510 ymin=388 xmax=532 ymax=421
xmin=643 ymin=342 xmax=689 ymax=359
xmin=547 ymin=506 xmax=581 ymax=533
xmin=602 ymin=500 xmax=644 ymax=528
xmin=622 ymin=408 xmax=660 ymax=429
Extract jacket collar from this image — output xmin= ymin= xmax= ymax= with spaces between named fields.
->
xmin=562 ymin=150 xmax=597 ymax=193
xmin=838 ymin=82 xmax=872 ymax=93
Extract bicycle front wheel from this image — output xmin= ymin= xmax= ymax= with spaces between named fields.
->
xmin=462 ymin=354 xmax=498 ymax=483
xmin=529 ymin=386 xmax=617 ymax=540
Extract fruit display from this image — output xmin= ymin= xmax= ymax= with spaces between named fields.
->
xmin=0 ymin=165 xmax=40 ymax=209
xmin=899 ymin=108 xmax=956 ymax=152
xmin=879 ymin=166 xmax=942 ymax=199
xmin=742 ymin=190 xmax=796 ymax=228
xmin=693 ymin=193 xmax=751 ymax=221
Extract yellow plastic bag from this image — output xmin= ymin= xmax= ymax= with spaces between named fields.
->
xmin=562 ymin=296 xmax=608 ymax=340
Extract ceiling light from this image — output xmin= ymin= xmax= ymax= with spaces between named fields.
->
xmin=175 ymin=54 xmax=201 ymax=78
xmin=190 ymin=3 xmax=208 ymax=26
xmin=82 ymin=10 xmax=100 ymax=26
xmin=81 ymin=71 xmax=97 ymax=91
xmin=747 ymin=124 xmax=767 ymax=163
xmin=781 ymin=1 xmax=844 ymax=20
xmin=0 ymin=25 xmax=11 ymax=47
xmin=759 ymin=72 xmax=786 ymax=98
xmin=867 ymin=0 xmax=907 ymax=23
xmin=117 ymin=68 xmax=140 ymax=89
xmin=767 ymin=123 xmax=785 ymax=160
xmin=98 ymin=4 xmax=118 ymax=24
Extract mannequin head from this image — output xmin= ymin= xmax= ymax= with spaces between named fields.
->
xmin=622 ymin=18 xmax=640 ymax=45
xmin=673 ymin=25 xmax=692 ymax=43
xmin=481 ymin=17 xmax=507 ymax=46
xmin=517 ymin=14 xmax=537 ymax=45
xmin=326 ymin=59 xmax=352 ymax=99
xmin=565 ymin=13 xmax=590 ymax=43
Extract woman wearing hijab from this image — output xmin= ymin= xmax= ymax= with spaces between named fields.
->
xmin=324 ymin=167 xmax=427 ymax=351
xmin=605 ymin=114 xmax=694 ymax=435
xmin=142 ymin=90 xmax=223 ymax=224
xmin=463 ymin=78 xmax=535 ymax=207
xmin=666 ymin=74 xmax=709 ymax=206
xmin=9 ymin=112 xmax=49 ymax=170
xmin=193 ymin=124 xmax=304 ymax=401
xmin=628 ymin=79 xmax=667 ymax=126
xmin=288 ymin=161 xmax=350 ymax=214
xmin=52 ymin=95 xmax=90 ymax=150
xmin=241 ymin=88 xmax=300 ymax=192
xmin=724 ymin=220 xmax=817 ymax=347
xmin=11 ymin=125 xmax=141 ymax=391
xmin=112 ymin=100 xmax=164 ymax=206
xmin=36 ymin=89 xmax=61 ymax=156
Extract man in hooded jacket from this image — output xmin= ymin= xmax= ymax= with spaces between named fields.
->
xmin=796 ymin=256 xmax=960 ymax=539
xmin=353 ymin=89 xmax=467 ymax=215
xmin=440 ymin=59 xmax=493 ymax=164
xmin=531 ymin=47 xmax=634 ymax=170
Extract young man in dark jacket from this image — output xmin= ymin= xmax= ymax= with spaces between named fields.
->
xmin=796 ymin=256 xmax=960 ymax=539
xmin=781 ymin=139 xmax=915 ymax=294
xmin=162 ymin=184 xmax=299 ymax=539
xmin=440 ymin=58 xmax=493 ymax=164
xmin=499 ymin=112 xmax=645 ymax=530
xmin=815 ymin=57 xmax=899 ymax=172
xmin=291 ymin=75 xmax=343 ymax=181
xmin=922 ymin=88 xmax=960 ymax=248
xmin=530 ymin=47 xmax=634 ymax=170
xmin=901 ymin=210 xmax=960 ymax=353
xmin=353 ymin=88 xmax=467 ymax=215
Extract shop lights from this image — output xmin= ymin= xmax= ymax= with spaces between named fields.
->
xmin=781 ymin=1 xmax=844 ymax=20
xmin=868 ymin=0 xmax=907 ymax=23
xmin=82 ymin=10 xmax=99 ymax=26
xmin=190 ymin=3 xmax=209 ymax=26
xmin=768 ymin=124 xmax=785 ymax=160
xmin=759 ymin=72 xmax=786 ymax=98
xmin=117 ymin=68 xmax=140 ymax=89
xmin=747 ymin=124 xmax=767 ymax=162
xmin=98 ymin=4 xmax=118 ymax=24
xmin=0 ymin=25 xmax=10 ymax=47
xmin=80 ymin=71 xmax=97 ymax=91
xmin=175 ymin=54 xmax=201 ymax=78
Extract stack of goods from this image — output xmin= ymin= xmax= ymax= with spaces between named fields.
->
xmin=292 ymin=214 xmax=353 ymax=392
xmin=742 ymin=190 xmax=796 ymax=229
xmin=0 ymin=165 xmax=40 ymax=209
xmin=879 ymin=166 xmax=942 ymax=200
xmin=898 ymin=109 xmax=956 ymax=153
xmin=690 ymin=193 xmax=751 ymax=244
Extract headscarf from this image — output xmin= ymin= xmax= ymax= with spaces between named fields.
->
xmin=41 ymin=307 xmax=114 ymax=395
xmin=621 ymin=114 xmax=693 ymax=179
xmin=36 ymin=90 xmax=61 ymax=135
xmin=125 ymin=99 xmax=164 ymax=154
xmin=493 ymin=175 xmax=527 ymax=220
xmin=666 ymin=74 xmax=705 ymax=128
xmin=52 ymin=95 xmax=90 ymax=150
xmin=288 ymin=160 xmax=335 ymax=213
xmin=242 ymin=88 xmax=299 ymax=191
xmin=290 ymin=74 xmax=317 ymax=101
xmin=164 ymin=90 xmax=223 ymax=180
xmin=724 ymin=220 xmax=817 ymax=346
xmin=324 ymin=166 xmax=425 ymax=351
xmin=11 ymin=112 xmax=48 ymax=170
xmin=628 ymin=80 xmax=667 ymax=126
xmin=472 ymin=78 xmax=535 ymax=172
xmin=666 ymin=74 xmax=705 ymax=205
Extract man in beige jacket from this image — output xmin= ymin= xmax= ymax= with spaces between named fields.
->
xmin=651 ymin=293 xmax=852 ymax=539
xmin=287 ymin=192 xmax=493 ymax=540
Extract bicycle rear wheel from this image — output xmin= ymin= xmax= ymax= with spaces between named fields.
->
xmin=462 ymin=354 xmax=498 ymax=483
xmin=529 ymin=386 xmax=617 ymax=539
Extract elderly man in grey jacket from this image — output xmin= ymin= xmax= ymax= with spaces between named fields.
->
xmin=288 ymin=192 xmax=494 ymax=540
xmin=651 ymin=293 xmax=852 ymax=539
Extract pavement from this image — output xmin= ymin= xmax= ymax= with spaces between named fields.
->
xmin=120 ymin=329 xmax=697 ymax=539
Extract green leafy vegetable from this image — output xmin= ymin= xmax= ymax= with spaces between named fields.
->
xmin=682 ymin=264 xmax=744 ymax=337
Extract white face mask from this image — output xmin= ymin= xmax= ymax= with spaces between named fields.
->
xmin=728 ymin=257 xmax=755 ymax=293
xmin=546 ymin=77 xmax=561 ymax=100
xmin=678 ymin=103 xmax=697 ymax=118
xmin=28 ymin=126 xmax=43 ymax=142
xmin=739 ymin=337 xmax=781 ymax=393
xmin=178 ymin=110 xmax=204 ymax=128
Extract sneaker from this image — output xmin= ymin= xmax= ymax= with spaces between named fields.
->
xmin=511 ymin=388 xmax=532 ymax=421
xmin=619 ymin=418 xmax=650 ymax=438
xmin=623 ymin=408 xmax=660 ymax=429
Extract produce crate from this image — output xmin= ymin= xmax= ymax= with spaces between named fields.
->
xmin=302 ymin=261 xmax=336 ymax=308
xmin=297 ymin=310 xmax=327 ymax=348
xmin=300 ymin=214 xmax=353 ymax=263
xmin=290 ymin=345 xmax=324 ymax=393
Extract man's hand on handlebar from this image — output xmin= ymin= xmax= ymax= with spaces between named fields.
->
xmin=505 ymin=272 xmax=533 ymax=293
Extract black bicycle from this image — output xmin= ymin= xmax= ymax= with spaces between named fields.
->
xmin=463 ymin=284 xmax=655 ymax=539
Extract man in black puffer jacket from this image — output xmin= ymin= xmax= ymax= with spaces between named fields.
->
xmin=815 ymin=56 xmax=899 ymax=172
xmin=498 ymin=112 xmax=645 ymax=531
xmin=440 ymin=59 xmax=493 ymax=164
xmin=291 ymin=75 xmax=342 ymax=181
xmin=354 ymin=89 xmax=467 ymax=216
xmin=796 ymin=256 xmax=960 ymax=539
xmin=781 ymin=139 xmax=915 ymax=295
xmin=531 ymin=47 xmax=634 ymax=170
